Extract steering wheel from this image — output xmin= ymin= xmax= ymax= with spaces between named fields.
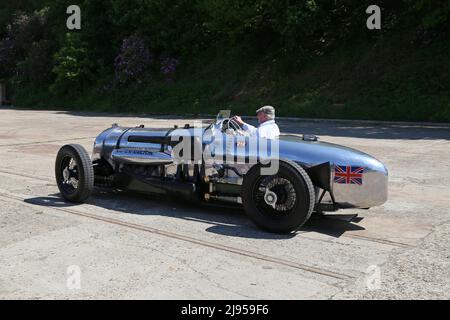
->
xmin=220 ymin=117 xmax=241 ymax=133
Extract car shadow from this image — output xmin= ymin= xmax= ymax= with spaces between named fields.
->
xmin=304 ymin=214 xmax=365 ymax=237
xmin=24 ymin=190 xmax=366 ymax=240
xmin=24 ymin=196 xmax=81 ymax=208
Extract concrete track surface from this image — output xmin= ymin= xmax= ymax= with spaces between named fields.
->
xmin=0 ymin=108 xmax=449 ymax=299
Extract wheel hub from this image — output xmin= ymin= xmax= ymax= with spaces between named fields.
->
xmin=61 ymin=158 xmax=79 ymax=190
xmin=257 ymin=177 xmax=296 ymax=212
xmin=264 ymin=190 xmax=278 ymax=209
xmin=62 ymin=167 xmax=70 ymax=181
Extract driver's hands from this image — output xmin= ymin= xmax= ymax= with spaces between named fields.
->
xmin=232 ymin=115 xmax=244 ymax=125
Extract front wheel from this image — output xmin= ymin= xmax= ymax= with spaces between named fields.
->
xmin=55 ymin=144 xmax=94 ymax=203
xmin=241 ymin=160 xmax=315 ymax=233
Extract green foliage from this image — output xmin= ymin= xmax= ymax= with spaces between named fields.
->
xmin=413 ymin=0 xmax=450 ymax=28
xmin=1 ymin=7 xmax=55 ymax=85
xmin=0 ymin=1 xmax=45 ymax=37
xmin=8 ymin=8 xmax=49 ymax=55
xmin=51 ymin=33 xmax=93 ymax=94
xmin=1 ymin=0 xmax=449 ymax=121
xmin=13 ymin=39 xmax=55 ymax=86
xmin=0 ymin=7 xmax=49 ymax=75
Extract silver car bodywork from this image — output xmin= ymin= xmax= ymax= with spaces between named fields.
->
xmin=91 ymin=119 xmax=388 ymax=210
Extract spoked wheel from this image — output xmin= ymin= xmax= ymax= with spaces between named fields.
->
xmin=55 ymin=144 xmax=94 ymax=203
xmin=242 ymin=160 xmax=315 ymax=233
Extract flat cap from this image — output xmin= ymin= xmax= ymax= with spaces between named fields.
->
xmin=256 ymin=105 xmax=275 ymax=116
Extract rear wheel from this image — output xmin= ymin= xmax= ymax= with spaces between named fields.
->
xmin=55 ymin=144 xmax=94 ymax=203
xmin=241 ymin=160 xmax=315 ymax=233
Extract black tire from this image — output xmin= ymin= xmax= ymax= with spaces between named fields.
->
xmin=55 ymin=144 xmax=94 ymax=203
xmin=241 ymin=160 xmax=315 ymax=233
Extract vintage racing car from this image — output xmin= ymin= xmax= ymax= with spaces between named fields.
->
xmin=55 ymin=111 xmax=388 ymax=233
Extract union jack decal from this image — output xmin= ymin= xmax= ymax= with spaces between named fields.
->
xmin=334 ymin=165 xmax=364 ymax=185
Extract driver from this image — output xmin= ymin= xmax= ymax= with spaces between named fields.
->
xmin=232 ymin=106 xmax=280 ymax=139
